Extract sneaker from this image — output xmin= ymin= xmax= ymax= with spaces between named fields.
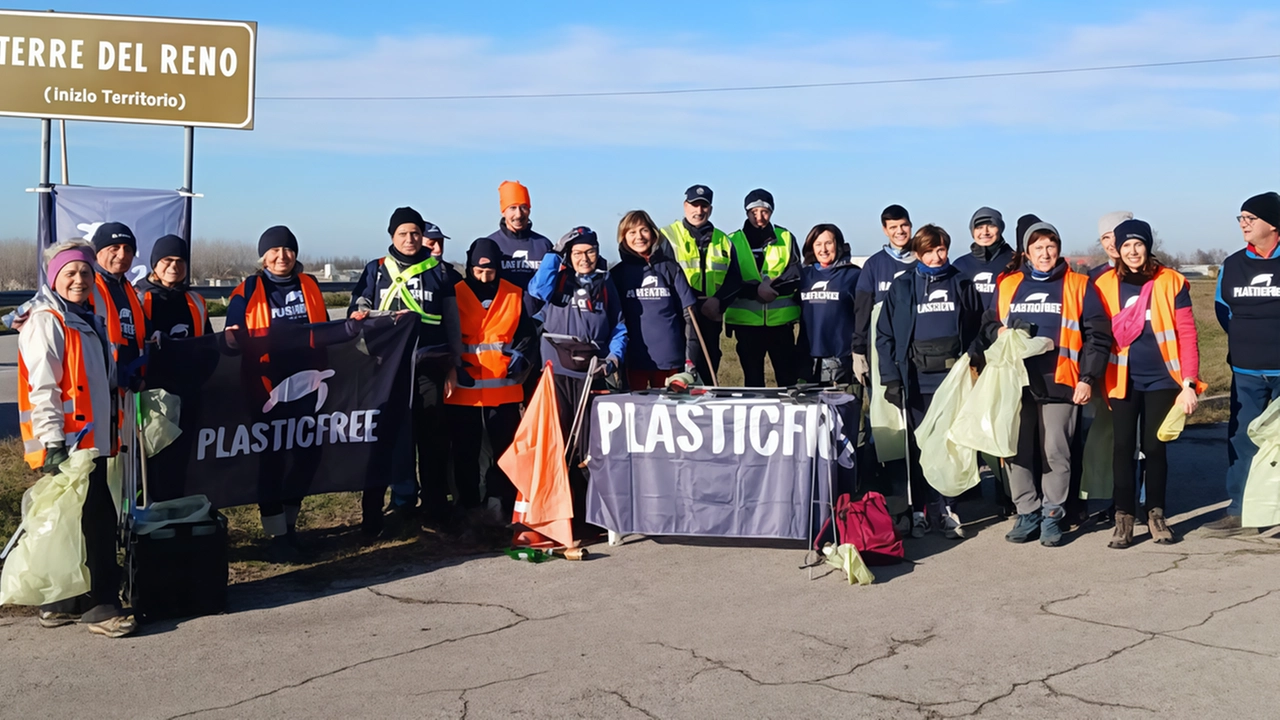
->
xmin=38 ymin=611 xmax=80 ymax=628
xmin=1005 ymin=512 xmax=1041 ymax=544
xmin=86 ymin=614 xmax=138 ymax=639
xmin=1201 ymin=515 xmax=1257 ymax=538
xmin=911 ymin=511 xmax=929 ymax=539
xmin=1040 ymin=506 xmax=1066 ymax=547
xmin=935 ymin=502 xmax=965 ymax=540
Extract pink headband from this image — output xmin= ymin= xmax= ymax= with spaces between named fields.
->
xmin=46 ymin=247 xmax=96 ymax=287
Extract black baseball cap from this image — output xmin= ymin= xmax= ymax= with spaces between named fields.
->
xmin=684 ymin=185 xmax=713 ymax=205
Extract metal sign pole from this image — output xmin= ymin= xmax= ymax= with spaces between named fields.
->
xmin=58 ymin=120 xmax=68 ymax=184
xmin=181 ymin=126 xmax=195 ymax=242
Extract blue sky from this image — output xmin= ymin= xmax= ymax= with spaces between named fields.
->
xmin=1 ymin=0 xmax=1277 ymax=265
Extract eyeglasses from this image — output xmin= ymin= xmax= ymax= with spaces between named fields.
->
xmin=571 ymin=248 xmax=599 ymax=259
xmin=1238 ymin=214 xmax=1260 ymax=225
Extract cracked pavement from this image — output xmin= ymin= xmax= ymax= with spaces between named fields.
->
xmin=4 ymin=423 xmax=1280 ymax=718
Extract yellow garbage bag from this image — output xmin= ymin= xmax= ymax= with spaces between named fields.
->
xmin=822 ymin=543 xmax=875 ymax=586
xmin=917 ymin=353 xmax=980 ymax=495
xmin=1079 ymin=395 xmax=1114 ymax=500
xmin=948 ymin=329 xmax=1054 ymax=458
xmin=1242 ymin=399 xmax=1280 ymax=528
xmin=1156 ymin=403 xmax=1186 ymax=442
xmin=869 ymin=302 xmax=906 ymax=463
xmin=0 ymin=449 xmax=98 ymax=606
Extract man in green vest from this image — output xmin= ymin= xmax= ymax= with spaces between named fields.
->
xmin=660 ymin=184 xmax=733 ymax=382
xmin=702 ymin=188 xmax=801 ymax=387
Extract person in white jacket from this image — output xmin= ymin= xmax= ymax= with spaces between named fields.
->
xmin=17 ymin=240 xmax=137 ymax=638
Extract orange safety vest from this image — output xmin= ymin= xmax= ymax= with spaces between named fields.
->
xmin=996 ymin=269 xmax=1089 ymax=388
xmin=18 ymin=309 xmax=108 ymax=469
xmin=1093 ymin=267 xmax=1207 ymax=399
xmin=92 ymin=272 xmax=146 ymax=353
xmin=231 ymin=272 xmax=328 ymax=332
xmin=142 ymin=288 xmax=208 ymax=337
xmin=447 ymin=279 xmax=525 ymax=407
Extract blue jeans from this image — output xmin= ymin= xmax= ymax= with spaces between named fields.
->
xmin=1226 ymin=373 xmax=1280 ymax=514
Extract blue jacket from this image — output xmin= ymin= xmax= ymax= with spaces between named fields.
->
xmin=875 ymin=263 xmax=983 ymax=397
xmin=612 ymin=244 xmax=698 ymax=371
xmin=799 ymin=256 xmax=860 ymax=359
xmin=527 ymin=251 xmax=628 ymax=379
xmin=852 ymin=245 xmax=917 ymax=355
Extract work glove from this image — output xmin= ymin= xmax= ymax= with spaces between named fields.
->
xmin=1005 ymin=317 xmax=1036 ymax=335
xmin=504 ymin=348 xmax=529 ymax=380
xmin=883 ymin=381 xmax=905 ymax=410
xmin=454 ymin=365 xmax=477 ymax=388
xmin=665 ymin=372 xmax=696 ymax=393
xmin=42 ymin=441 xmax=69 ymax=474
xmin=852 ymin=353 xmax=871 ymax=387
xmin=555 ymin=226 xmax=596 ymax=255
xmin=118 ymin=355 xmax=148 ymax=393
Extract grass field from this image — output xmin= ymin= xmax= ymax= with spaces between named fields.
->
xmin=0 ymin=278 xmax=1235 ymax=585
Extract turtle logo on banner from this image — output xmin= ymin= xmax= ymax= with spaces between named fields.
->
xmin=262 ymin=369 xmax=336 ymax=413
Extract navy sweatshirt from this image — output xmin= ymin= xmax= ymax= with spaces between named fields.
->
xmin=799 ymin=256 xmax=861 ymax=359
xmin=852 ymin=245 xmax=917 ymax=356
xmin=225 ymin=271 xmax=312 ymax=329
xmin=1216 ymin=246 xmax=1280 ymax=374
xmin=876 ymin=263 xmax=983 ymax=396
xmin=348 ymin=246 xmax=455 ymax=351
xmin=486 ymin=219 xmax=554 ymax=317
xmin=952 ymin=240 xmax=1013 ymax=310
xmin=612 ymin=244 xmax=698 ymax=371
xmin=1119 ymin=273 xmax=1191 ymax=392
xmin=135 ymin=277 xmax=212 ymax=339
xmin=527 ymin=251 xmax=628 ymax=379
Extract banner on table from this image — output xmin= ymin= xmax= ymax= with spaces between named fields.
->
xmin=586 ymin=393 xmax=858 ymax=540
xmin=145 ymin=317 xmax=416 ymax=509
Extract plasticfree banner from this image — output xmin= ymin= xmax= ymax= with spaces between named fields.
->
xmin=586 ymin=393 xmax=857 ymax=541
xmin=145 ymin=317 xmax=416 ymax=509
xmin=38 ymin=184 xmax=189 ymax=286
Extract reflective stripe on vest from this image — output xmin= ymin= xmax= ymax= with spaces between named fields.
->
xmin=446 ymin=279 xmax=524 ymax=407
xmin=724 ymin=227 xmax=800 ymax=327
xmin=1094 ymin=267 xmax=1207 ymax=399
xmin=660 ymin=221 xmax=732 ymax=296
xmin=18 ymin=309 xmax=100 ymax=469
xmin=92 ymin=273 xmax=146 ymax=352
xmin=232 ymin=272 xmax=329 ymax=331
xmin=378 ymin=256 xmax=441 ymax=324
xmin=996 ymin=270 xmax=1088 ymax=388
xmin=142 ymin=289 xmax=208 ymax=337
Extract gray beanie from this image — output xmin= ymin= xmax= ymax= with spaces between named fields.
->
xmin=1098 ymin=211 xmax=1133 ymax=238
xmin=1022 ymin=221 xmax=1061 ymax=249
xmin=969 ymin=206 xmax=1005 ymax=235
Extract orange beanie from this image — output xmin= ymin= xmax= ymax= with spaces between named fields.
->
xmin=499 ymin=180 xmax=531 ymax=211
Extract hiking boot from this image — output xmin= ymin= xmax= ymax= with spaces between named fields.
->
xmin=86 ymin=614 xmax=138 ymax=639
xmin=1109 ymin=511 xmax=1134 ymax=549
xmin=1147 ymin=507 xmax=1176 ymax=544
xmin=935 ymin=501 xmax=965 ymax=540
xmin=38 ymin=611 xmax=80 ymax=628
xmin=1005 ymin=511 xmax=1041 ymax=544
xmin=1040 ymin=506 xmax=1066 ymax=547
xmin=1201 ymin=514 xmax=1258 ymax=538
xmin=911 ymin=511 xmax=929 ymax=539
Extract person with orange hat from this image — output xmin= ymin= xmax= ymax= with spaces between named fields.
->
xmin=487 ymin=180 xmax=554 ymax=400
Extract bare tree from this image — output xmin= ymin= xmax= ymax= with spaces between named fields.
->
xmin=0 ymin=238 xmax=39 ymax=290
xmin=192 ymin=239 xmax=259 ymax=282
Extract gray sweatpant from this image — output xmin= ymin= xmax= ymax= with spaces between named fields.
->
xmin=1007 ymin=399 xmax=1079 ymax=516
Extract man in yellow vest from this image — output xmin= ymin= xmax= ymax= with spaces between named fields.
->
xmin=660 ymin=184 xmax=732 ymax=382
xmin=702 ymin=188 xmax=801 ymax=387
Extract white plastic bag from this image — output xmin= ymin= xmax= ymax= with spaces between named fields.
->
xmin=140 ymin=388 xmax=182 ymax=457
xmin=948 ymin=329 xmax=1054 ymax=458
xmin=132 ymin=495 xmax=212 ymax=536
xmin=869 ymin=302 xmax=906 ymax=463
xmin=1242 ymin=399 xmax=1280 ymax=528
xmin=917 ymin=354 xmax=980 ymax=496
xmin=0 ymin=449 xmax=98 ymax=606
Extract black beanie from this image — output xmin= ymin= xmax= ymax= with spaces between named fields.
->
xmin=744 ymin=188 xmax=774 ymax=212
xmin=150 ymin=234 xmax=189 ymax=267
xmin=1242 ymin=192 xmax=1280 ymax=231
xmin=466 ymin=237 xmax=501 ymax=270
xmin=91 ymin=221 xmax=137 ymax=254
xmin=1113 ymin=219 xmax=1154 ymax=254
xmin=1014 ymin=214 xmax=1042 ymax=253
xmin=388 ymin=206 xmax=426 ymax=235
xmin=258 ymin=225 xmax=299 ymax=257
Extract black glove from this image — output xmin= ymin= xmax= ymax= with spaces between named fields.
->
xmin=42 ymin=441 xmax=69 ymax=474
xmin=883 ymin=381 xmax=904 ymax=410
xmin=504 ymin=348 xmax=529 ymax=379
xmin=1006 ymin=317 xmax=1036 ymax=335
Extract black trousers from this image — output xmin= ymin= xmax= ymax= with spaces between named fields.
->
xmin=1112 ymin=387 xmax=1179 ymax=515
xmin=448 ymin=403 xmax=522 ymax=513
xmin=363 ymin=367 xmax=451 ymax=525
xmin=42 ymin=459 xmax=123 ymax=621
xmin=732 ymin=324 xmax=797 ymax=387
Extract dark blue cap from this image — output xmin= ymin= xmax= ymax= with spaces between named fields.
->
xmin=685 ymin=185 xmax=713 ymax=205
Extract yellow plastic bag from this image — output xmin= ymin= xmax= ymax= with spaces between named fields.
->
xmin=869 ymin=302 xmax=906 ymax=463
xmin=0 ymin=449 xmax=98 ymax=606
xmin=141 ymin=388 xmax=182 ymax=457
xmin=948 ymin=329 xmax=1054 ymax=458
xmin=1079 ymin=395 xmax=1114 ymax=500
xmin=1242 ymin=399 xmax=1280 ymax=528
xmin=1156 ymin=403 xmax=1186 ymax=442
xmin=822 ymin=543 xmax=875 ymax=586
xmin=917 ymin=353 xmax=980 ymax=495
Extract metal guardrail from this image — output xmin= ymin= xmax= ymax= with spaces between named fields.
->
xmin=0 ymin=282 xmax=356 ymax=307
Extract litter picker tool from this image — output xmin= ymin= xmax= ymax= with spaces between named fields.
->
xmin=565 ymin=355 xmax=599 ymax=465
xmin=686 ymin=306 xmax=718 ymax=386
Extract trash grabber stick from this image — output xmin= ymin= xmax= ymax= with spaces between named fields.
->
xmin=687 ymin=306 xmax=717 ymax=386
xmin=136 ymin=393 xmax=150 ymax=510
xmin=565 ymin=356 xmax=598 ymax=464
xmin=901 ymin=405 xmax=913 ymax=511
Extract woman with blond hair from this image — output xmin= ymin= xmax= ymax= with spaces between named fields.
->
xmin=610 ymin=210 xmax=699 ymax=389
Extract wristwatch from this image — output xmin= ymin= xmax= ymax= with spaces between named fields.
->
xmin=1183 ymin=378 xmax=1198 ymax=390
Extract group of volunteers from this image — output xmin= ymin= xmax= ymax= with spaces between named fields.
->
xmin=13 ymin=176 xmax=1280 ymax=639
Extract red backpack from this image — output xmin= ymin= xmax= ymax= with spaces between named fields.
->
xmin=815 ymin=492 xmax=904 ymax=565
